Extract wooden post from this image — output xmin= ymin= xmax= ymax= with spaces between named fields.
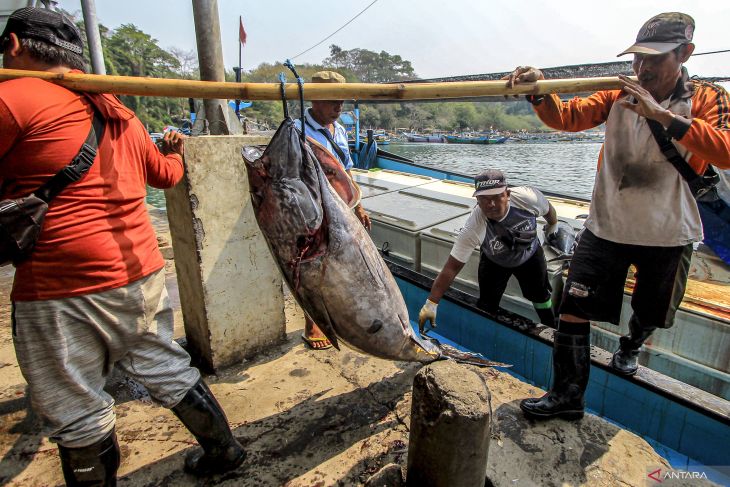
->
xmin=406 ymin=361 xmax=492 ymax=487
xmin=191 ymin=0 xmax=229 ymax=135
xmin=80 ymin=0 xmax=106 ymax=75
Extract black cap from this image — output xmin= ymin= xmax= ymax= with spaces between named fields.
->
xmin=618 ymin=12 xmax=694 ymax=57
xmin=1 ymin=7 xmax=83 ymax=55
xmin=473 ymin=169 xmax=507 ymax=197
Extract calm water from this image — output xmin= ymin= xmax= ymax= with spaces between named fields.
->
xmin=145 ymin=141 xmax=602 ymax=209
xmin=384 ymin=141 xmax=601 ymax=200
xmin=146 ymin=186 xmax=167 ymax=209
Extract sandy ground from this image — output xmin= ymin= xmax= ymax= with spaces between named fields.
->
xmin=0 ymin=209 xmax=716 ymax=487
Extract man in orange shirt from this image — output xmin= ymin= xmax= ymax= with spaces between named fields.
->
xmin=1 ymin=7 xmax=244 ymax=484
xmin=505 ymin=12 xmax=730 ymax=420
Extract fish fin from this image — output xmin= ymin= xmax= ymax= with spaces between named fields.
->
xmin=241 ymin=145 xmax=266 ymax=164
xmin=358 ymin=245 xmax=387 ymax=289
xmin=307 ymin=138 xmax=360 ymax=208
xmin=433 ymin=341 xmax=512 ymax=368
xmin=547 ymin=254 xmax=573 ymax=263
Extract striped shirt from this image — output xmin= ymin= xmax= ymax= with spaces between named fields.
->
xmin=295 ymin=108 xmax=354 ymax=170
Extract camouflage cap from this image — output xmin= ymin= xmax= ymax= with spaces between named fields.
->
xmin=618 ymin=12 xmax=695 ymax=57
xmin=311 ymin=70 xmax=346 ymax=83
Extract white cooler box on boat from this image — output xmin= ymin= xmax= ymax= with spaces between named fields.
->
xmin=545 ymin=195 xmax=591 ymax=224
xmin=362 ymin=183 xmax=474 ymax=270
xmin=350 ymin=169 xmax=435 ymax=199
xmin=420 ymin=213 xmax=481 ymax=292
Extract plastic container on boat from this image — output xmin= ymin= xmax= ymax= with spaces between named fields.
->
xmin=350 ymin=169 xmax=435 ymax=198
xmin=361 ymin=184 xmax=474 ymax=270
xmin=419 ymin=213 xmax=480 ymax=291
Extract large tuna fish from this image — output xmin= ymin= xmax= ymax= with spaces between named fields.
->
xmin=242 ymin=119 xmax=506 ymax=366
xmin=545 ymin=220 xmax=578 ymax=261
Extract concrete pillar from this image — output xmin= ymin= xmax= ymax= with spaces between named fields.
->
xmin=165 ymin=135 xmax=285 ymax=371
xmin=406 ymin=361 xmax=492 ymax=487
xmin=191 ymin=0 xmax=229 ymax=135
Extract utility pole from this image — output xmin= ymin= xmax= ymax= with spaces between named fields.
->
xmin=191 ymin=0 xmax=229 ymax=135
xmin=80 ymin=0 xmax=106 ymax=75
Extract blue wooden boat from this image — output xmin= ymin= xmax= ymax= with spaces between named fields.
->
xmin=389 ymin=263 xmax=730 ymax=484
xmin=348 ymin=146 xmax=730 ymax=484
xmin=404 ymin=133 xmax=444 ymax=143
xmin=444 ymin=134 xmax=508 ymax=144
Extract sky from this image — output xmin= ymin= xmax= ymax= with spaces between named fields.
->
xmin=56 ymin=0 xmax=730 ymax=84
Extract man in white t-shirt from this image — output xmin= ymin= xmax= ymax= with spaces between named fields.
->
xmin=418 ymin=169 xmax=559 ymax=333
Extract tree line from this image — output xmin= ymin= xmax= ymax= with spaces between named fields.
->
xmin=68 ymin=12 xmax=544 ymax=133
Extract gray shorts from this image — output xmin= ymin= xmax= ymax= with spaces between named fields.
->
xmin=12 ymin=269 xmax=200 ymax=448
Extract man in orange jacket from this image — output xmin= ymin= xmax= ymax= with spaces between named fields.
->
xmin=1 ymin=7 xmax=244 ymax=484
xmin=505 ymin=12 xmax=730 ymax=420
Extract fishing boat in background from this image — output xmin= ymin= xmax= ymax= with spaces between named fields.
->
xmin=369 ymin=131 xmax=391 ymax=145
xmin=374 ymin=136 xmax=390 ymax=146
xmin=404 ymin=133 xmax=445 ymax=143
xmin=444 ymin=134 xmax=508 ymax=144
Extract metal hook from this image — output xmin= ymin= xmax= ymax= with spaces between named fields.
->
xmin=380 ymin=241 xmax=390 ymax=256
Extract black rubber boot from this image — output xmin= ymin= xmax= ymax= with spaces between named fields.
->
xmin=610 ymin=315 xmax=656 ymax=376
xmin=58 ymin=429 xmax=120 ymax=487
xmin=172 ymin=380 xmax=246 ymax=476
xmin=520 ymin=331 xmax=590 ymax=420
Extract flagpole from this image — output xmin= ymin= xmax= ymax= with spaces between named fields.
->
xmin=235 ymin=15 xmax=242 ymax=117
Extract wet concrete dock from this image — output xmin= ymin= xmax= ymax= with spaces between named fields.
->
xmin=0 ymin=209 xmax=714 ymax=487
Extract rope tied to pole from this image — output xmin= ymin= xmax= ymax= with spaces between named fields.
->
xmin=278 ymin=72 xmax=289 ymax=119
xmin=284 ymin=60 xmax=305 ymax=143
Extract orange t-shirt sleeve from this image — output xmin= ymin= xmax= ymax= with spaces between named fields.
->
xmin=684 ymin=83 xmax=730 ymax=171
xmin=533 ymin=91 xmax=619 ymax=132
xmin=0 ymin=97 xmax=21 ymax=160
xmin=141 ymin=129 xmax=184 ymax=189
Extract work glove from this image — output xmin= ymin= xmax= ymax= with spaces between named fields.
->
xmin=418 ymin=299 xmax=438 ymax=334
xmin=543 ymin=222 xmax=558 ymax=241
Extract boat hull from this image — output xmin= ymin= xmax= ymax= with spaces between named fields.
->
xmin=351 ymin=149 xmax=730 ymax=403
xmin=405 ymin=134 xmax=444 ymax=143
xmin=444 ymin=135 xmax=508 ymax=144
xmin=389 ymin=262 xmax=730 ymax=482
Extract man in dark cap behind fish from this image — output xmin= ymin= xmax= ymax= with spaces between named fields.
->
xmin=0 ymin=7 xmax=244 ymax=484
xmin=506 ymin=12 xmax=730 ymax=421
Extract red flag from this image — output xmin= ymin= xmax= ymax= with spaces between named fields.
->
xmin=239 ymin=16 xmax=247 ymax=46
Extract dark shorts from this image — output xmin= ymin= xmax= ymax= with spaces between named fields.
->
xmin=560 ymin=229 xmax=693 ymax=328
xmin=477 ymin=245 xmax=552 ymax=312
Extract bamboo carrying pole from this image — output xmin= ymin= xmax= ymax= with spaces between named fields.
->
xmin=0 ymin=68 xmax=633 ymax=101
